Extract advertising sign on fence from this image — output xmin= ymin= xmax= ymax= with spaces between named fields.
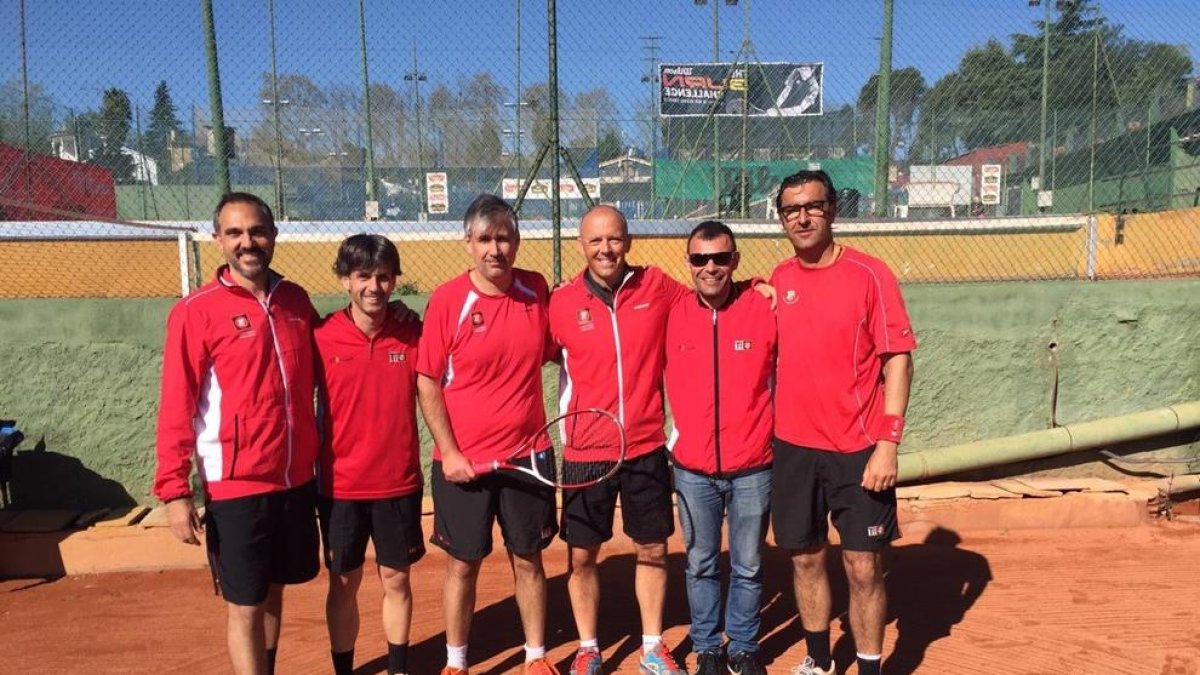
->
xmin=425 ymin=172 xmax=449 ymax=214
xmin=980 ymin=164 xmax=1003 ymax=205
xmin=502 ymin=178 xmax=600 ymax=201
xmin=658 ymin=62 xmax=823 ymax=118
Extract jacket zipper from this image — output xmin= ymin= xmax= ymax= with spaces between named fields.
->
xmin=261 ymin=288 xmax=295 ymax=489
xmin=712 ymin=308 xmax=722 ymax=476
xmin=606 ymin=273 xmax=632 ymax=426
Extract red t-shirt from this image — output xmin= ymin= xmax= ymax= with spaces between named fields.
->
xmin=315 ymin=308 xmax=422 ymax=499
xmin=416 ymin=269 xmax=552 ymax=464
xmin=771 ymin=247 xmax=916 ymax=453
xmin=549 ymin=266 xmax=687 ymax=460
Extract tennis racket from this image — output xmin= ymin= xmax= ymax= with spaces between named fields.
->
xmin=472 ymin=408 xmax=626 ymax=489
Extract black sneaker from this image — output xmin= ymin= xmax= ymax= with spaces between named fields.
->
xmin=694 ymin=650 xmax=722 ymax=675
xmin=726 ymin=651 xmax=766 ymax=675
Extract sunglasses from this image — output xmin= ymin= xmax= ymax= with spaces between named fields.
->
xmin=688 ymin=251 xmax=735 ymax=267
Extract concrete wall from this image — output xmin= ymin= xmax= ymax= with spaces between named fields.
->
xmin=0 ymin=280 xmax=1196 ymax=508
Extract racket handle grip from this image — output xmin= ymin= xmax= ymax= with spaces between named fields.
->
xmin=471 ymin=460 xmax=499 ymax=474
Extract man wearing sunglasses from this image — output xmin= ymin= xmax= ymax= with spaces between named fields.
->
xmin=664 ymin=221 xmax=776 ymax=675
xmin=770 ymin=170 xmax=916 ymax=675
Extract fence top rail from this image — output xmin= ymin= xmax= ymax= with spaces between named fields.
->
xmin=0 ymin=214 xmax=1090 ymax=242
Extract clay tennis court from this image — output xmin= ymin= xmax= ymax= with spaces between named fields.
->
xmin=3 ymin=496 xmax=1200 ymax=675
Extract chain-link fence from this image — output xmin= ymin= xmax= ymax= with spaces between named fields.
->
xmin=1 ymin=0 xmax=1198 ymax=297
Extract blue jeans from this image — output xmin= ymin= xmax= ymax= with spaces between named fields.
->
xmin=674 ymin=467 xmax=772 ymax=656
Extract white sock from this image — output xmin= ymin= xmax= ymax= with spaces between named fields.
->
xmin=446 ymin=644 xmax=468 ymax=670
xmin=857 ymin=652 xmax=883 ymax=661
xmin=525 ymin=644 xmax=546 ymax=662
xmin=579 ymin=639 xmax=599 ymax=650
xmin=642 ymin=635 xmax=662 ymax=654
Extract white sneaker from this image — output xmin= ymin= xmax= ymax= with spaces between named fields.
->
xmin=791 ymin=656 xmax=836 ymax=675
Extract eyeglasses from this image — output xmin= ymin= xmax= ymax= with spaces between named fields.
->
xmin=779 ymin=201 xmax=830 ymax=220
xmin=688 ymin=251 xmax=735 ymax=267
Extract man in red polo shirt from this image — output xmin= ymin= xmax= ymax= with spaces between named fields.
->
xmin=665 ymin=221 xmax=776 ymax=675
xmin=770 ymin=170 xmax=916 ymax=675
xmin=314 ymin=234 xmax=423 ymax=675
xmin=416 ymin=194 xmax=559 ymax=675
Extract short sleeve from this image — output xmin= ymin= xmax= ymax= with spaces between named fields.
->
xmin=867 ymin=261 xmax=916 ymax=355
xmin=415 ymin=291 xmax=452 ymax=382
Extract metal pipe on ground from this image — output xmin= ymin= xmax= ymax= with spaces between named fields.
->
xmin=898 ymin=401 xmax=1200 ymax=483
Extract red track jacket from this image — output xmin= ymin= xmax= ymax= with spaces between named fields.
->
xmin=154 ymin=267 xmax=319 ymax=502
xmin=549 ymin=266 xmax=687 ymax=460
xmin=665 ymin=281 xmax=777 ymax=476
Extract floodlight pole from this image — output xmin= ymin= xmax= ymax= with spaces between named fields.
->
xmin=268 ymin=0 xmax=285 ymax=218
xmin=549 ymin=0 xmax=562 ymax=284
xmin=712 ymin=0 xmax=721 ymax=217
xmin=1038 ymin=0 xmax=1051 ymax=202
xmin=201 ymin=0 xmax=231 ymax=195
xmin=871 ymin=0 xmax=893 ymax=217
xmin=358 ymin=0 xmax=378 ymax=214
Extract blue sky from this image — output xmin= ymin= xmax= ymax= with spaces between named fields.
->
xmin=2 ymin=0 xmax=1197 ymax=124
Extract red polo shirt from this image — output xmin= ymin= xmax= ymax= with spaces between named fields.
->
xmin=771 ymin=247 xmax=916 ymax=453
xmin=315 ymin=308 xmax=422 ymax=499
xmin=416 ymin=269 xmax=552 ymax=464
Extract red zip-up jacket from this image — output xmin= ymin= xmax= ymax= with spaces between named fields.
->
xmin=549 ymin=266 xmax=687 ymax=461
xmin=665 ymin=281 xmax=777 ymax=477
xmin=154 ymin=267 xmax=319 ymax=503
xmin=315 ymin=307 xmax=422 ymax=500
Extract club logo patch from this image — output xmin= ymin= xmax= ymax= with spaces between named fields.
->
xmin=389 ymin=351 xmax=406 ymax=363
xmin=783 ymin=289 xmax=799 ymax=305
xmin=232 ymin=314 xmax=251 ymax=330
xmin=867 ymin=524 xmax=886 ymax=537
xmin=734 ymin=340 xmax=753 ymax=351
xmin=470 ymin=311 xmax=485 ymax=332
xmin=577 ymin=308 xmax=591 ymax=323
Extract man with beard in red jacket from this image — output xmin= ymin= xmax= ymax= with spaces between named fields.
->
xmin=155 ymin=192 xmax=320 ymax=675
xmin=314 ymin=234 xmax=424 ymax=675
xmin=664 ymin=221 xmax=776 ymax=675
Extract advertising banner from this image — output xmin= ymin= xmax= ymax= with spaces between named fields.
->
xmin=425 ymin=172 xmax=449 ymax=214
xmin=502 ymin=178 xmax=600 ymax=201
xmin=659 ymin=62 xmax=823 ymax=118
xmin=980 ymin=164 xmax=1003 ymax=205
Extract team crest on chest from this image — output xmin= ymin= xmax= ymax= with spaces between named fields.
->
xmin=389 ymin=351 xmax=406 ymax=363
xmin=577 ymin=307 xmax=595 ymax=332
xmin=783 ymin=289 xmax=799 ymax=305
xmin=733 ymin=340 xmax=753 ymax=351
xmin=232 ymin=314 xmax=251 ymax=330
xmin=470 ymin=311 xmax=486 ymax=332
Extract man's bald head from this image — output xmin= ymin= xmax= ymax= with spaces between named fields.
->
xmin=578 ymin=204 xmax=632 ymax=289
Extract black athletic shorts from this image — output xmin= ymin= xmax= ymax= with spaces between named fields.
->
xmin=429 ymin=460 xmax=557 ymax=561
xmin=317 ymin=492 xmax=426 ymax=573
xmin=560 ymin=447 xmax=675 ymax=547
xmin=770 ymin=438 xmax=899 ymax=552
xmin=204 ymin=481 xmax=320 ymax=606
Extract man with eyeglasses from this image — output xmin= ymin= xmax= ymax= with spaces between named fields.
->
xmin=770 ymin=170 xmax=916 ymax=675
xmin=664 ymin=221 xmax=776 ymax=675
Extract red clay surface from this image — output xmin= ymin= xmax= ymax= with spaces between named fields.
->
xmin=3 ymin=516 xmax=1199 ymax=674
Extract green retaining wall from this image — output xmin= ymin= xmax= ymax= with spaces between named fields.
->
xmin=0 ymin=281 xmax=1196 ymax=509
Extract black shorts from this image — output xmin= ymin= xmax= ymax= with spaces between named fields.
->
xmin=204 ymin=481 xmax=320 ymax=606
xmin=429 ymin=460 xmax=557 ymax=561
xmin=317 ymin=492 xmax=426 ymax=574
xmin=560 ymin=447 xmax=675 ymax=547
xmin=770 ymin=439 xmax=899 ymax=552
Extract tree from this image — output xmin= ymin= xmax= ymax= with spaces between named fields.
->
xmin=914 ymin=0 xmax=1192 ymax=159
xmin=857 ymin=66 xmax=927 ymax=160
xmin=0 ymin=79 xmax=56 ymax=152
xmin=93 ymin=88 xmax=135 ymax=183
xmin=145 ymin=81 xmax=182 ymax=173
xmin=598 ymin=128 xmax=623 ymax=161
